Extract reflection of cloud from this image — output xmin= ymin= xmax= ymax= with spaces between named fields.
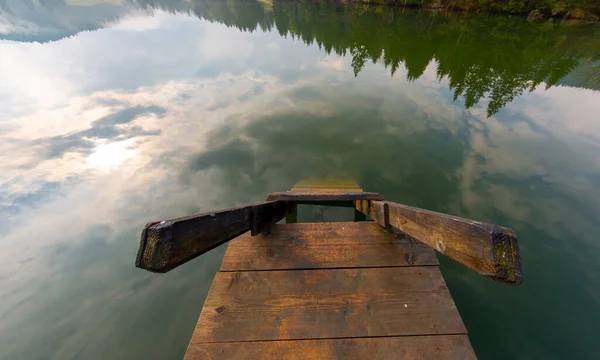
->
xmin=1 ymin=21 xmax=472 ymax=345
xmin=185 ymin=74 xmax=468 ymax=207
xmin=199 ymin=22 xmax=254 ymax=61
xmin=87 ymin=139 xmax=136 ymax=170
xmin=37 ymin=105 xmax=165 ymax=159
xmin=319 ymin=56 xmax=345 ymax=71
xmin=108 ymin=13 xmax=166 ymax=31
xmin=443 ymin=79 xmax=600 ymax=360
xmin=455 ymin=83 xmax=600 ymax=251
xmin=2 ymin=9 xmax=600 ymax=360
xmin=524 ymin=86 xmax=600 ymax=143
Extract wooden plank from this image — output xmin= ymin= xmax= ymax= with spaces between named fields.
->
xmin=291 ymin=178 xmax=363 ymax=193
xmin=186 ymin=335 xmax=477 ymax=360
xmin=135 ymin=201 xmax=295 ymax=273
xmin=356 ymin=200 xmax=522 ymax=285
xmin=291 ymin=186 xmax=364 ymax=193
xmin=266 ymin=192 xmax=383 ymax=202
xmin=192 ymin=267 xmax=466 ymax=342
xmin=220 ymin=222 xmax=438 ymax=271
xmin=293 ymin=178 xmax=360 ymax=185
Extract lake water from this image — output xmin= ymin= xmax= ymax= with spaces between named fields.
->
xmin=1 ymin=1 xmax=600 ymax=359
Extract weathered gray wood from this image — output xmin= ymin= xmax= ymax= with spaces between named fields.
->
xmin=266 ymin=191 xmax=383 ymax=202
xmin=135 ymin=201 xmax=295 ymax=273
xmin=186 ymin=335 xmax=477 ymax=360
xmin=220 ymin=222 xmax=438 ymax=271
xmin=356 ymin=200 xmax=522 ymax=285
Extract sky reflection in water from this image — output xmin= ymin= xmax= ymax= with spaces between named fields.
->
xmin=1 ymin=2 xmax=600 ymax=359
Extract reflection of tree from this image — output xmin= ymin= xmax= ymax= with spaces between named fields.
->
xmin=190 ymin=0 xmax=274 ymax=32
xmin=351 ymin=44 xmax=368 ymax=76
xmin=5 ymin=0 xmax=598 ymax=115
xmin=189 ymin=0 xmax=600 ymax=116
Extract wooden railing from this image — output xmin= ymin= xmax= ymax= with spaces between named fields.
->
xmin=135 ymin=201 xmax=296 ymax=273
xmin=135 ymin=190 xmax=522 ymax=285
xmin=355 ymin=200 xmax=522 ymax=285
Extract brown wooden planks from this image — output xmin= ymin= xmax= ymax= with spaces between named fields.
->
xmin=291 ymin=178 xmax=363 ymax=193
xmin=291 ymin=187 xmax=363 ymax=193
xmin=186 ymin=335 xmax=477 ymax=360
xmin=220 ymin=222 xmax=438 ymax=271
xmin=266 ymin=192 xmax=383 ymax=202
xmin=185 ymin=217 xmax=475 ymax=360
xmin=193 ymin=267 xmax=466 ymax=343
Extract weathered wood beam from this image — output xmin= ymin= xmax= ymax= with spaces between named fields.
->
xmin=266 ymin=192 xmax=383 ymax=202
xmin=135 ymin=201 xmax=296 ymax=273
xmin=355 ymin=200 xmax=523 ymax=285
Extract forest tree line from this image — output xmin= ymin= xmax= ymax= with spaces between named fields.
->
xmin=354 ymin=0 xmax=600 ymax=21
xmin=187 ymin=0 xmax=600 ymax=115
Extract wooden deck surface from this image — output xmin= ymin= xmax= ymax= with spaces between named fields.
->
xmin=185 ymin=222 xmax=476 ymax=359
xmin=291 ymin=178 xmax=364 ymax=193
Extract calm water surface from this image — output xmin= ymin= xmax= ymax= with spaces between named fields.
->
xmin=1 ymin=1 xmax=600 ymax=359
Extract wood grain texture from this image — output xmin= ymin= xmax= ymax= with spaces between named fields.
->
xmin=356 ymin=200 xmax=522 ymax=285
xmin=220 ymin=222 xmax=438 ymax=271
xmin=291 ymin=178 xmax=363 ymax=193
xmin=135 ymin=201 xmax=295 ymax=273
xmin=290 ymin=187 xmax=364 ymax=193
xmin=192 ymin=267 xmax=466 ymax=342
xmin=266 ymin=192 xmax=383 ymax=202
xmin=186 ymin=335 xmax=477 ymax=360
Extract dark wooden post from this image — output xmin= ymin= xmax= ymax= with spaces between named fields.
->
xmin=136 ymin=201 xmax=296 ymax=273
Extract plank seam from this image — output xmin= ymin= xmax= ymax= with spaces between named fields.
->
xmin=219 ymin=264 xmax=441 ymax=272
xmin=189 ymin=333 xmax=470 ymax=345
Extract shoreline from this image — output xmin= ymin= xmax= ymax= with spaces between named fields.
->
xmin=352 ymin=0 xmax=600 ymax=22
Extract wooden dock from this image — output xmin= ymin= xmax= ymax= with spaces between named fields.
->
xmin=185 ymin=221 xmax=475 ymax=359
xmin=135 ymin=178 xmax=522 ymax=359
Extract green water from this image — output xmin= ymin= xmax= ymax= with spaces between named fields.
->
xmin=1 ymin=1 xmax=600 ymax=359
